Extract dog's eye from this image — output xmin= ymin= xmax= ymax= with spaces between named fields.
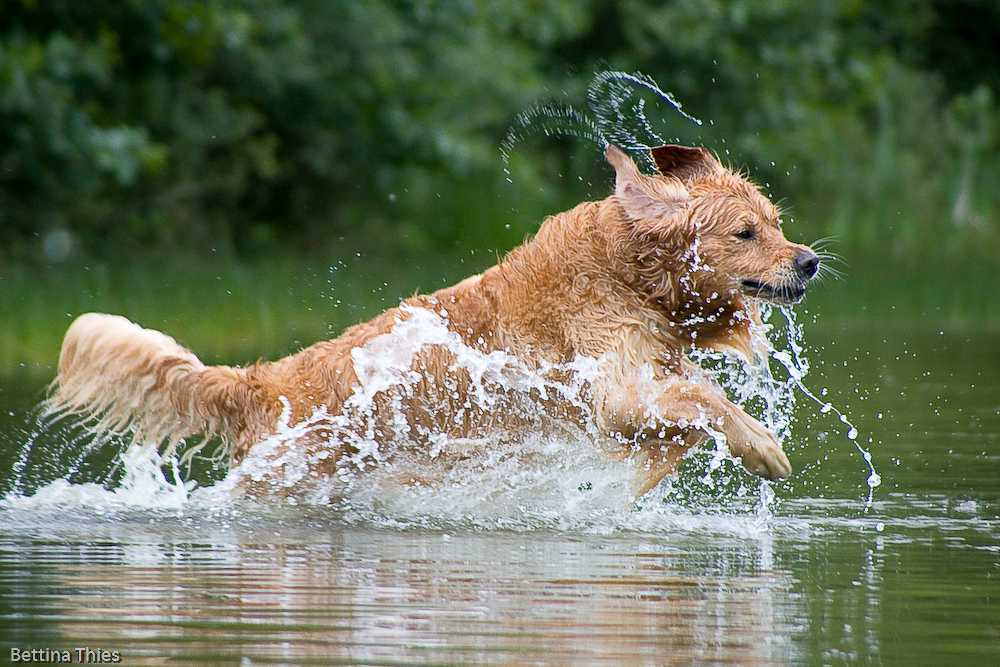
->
xmin=734 ymin=228 xmax=755 ymax=240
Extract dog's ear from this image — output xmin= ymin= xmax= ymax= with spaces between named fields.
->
xmin=650 ymin=145 xmax=723 ymax=183
xmin=606 ymin=144 xmax=688 ymax=225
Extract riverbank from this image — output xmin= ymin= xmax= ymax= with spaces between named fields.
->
xmin=2 ymin=246 xmax=997 ymax=382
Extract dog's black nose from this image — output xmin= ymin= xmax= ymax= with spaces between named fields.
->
xmin=795 ymin=251 xmax=819 ymax=279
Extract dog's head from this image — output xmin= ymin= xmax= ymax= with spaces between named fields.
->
xmin=607 ymin=144 xmax=818 ymax=310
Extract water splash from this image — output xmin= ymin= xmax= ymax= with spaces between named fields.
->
xmin=766 ymin=307 xmax=881 ymax=509
xmin=586 ymin=70 xmax=702 ymax=142
xmin=685 ymin=305 xmax=880 ymax=511
xmin=4 ymin=304 xmax=825 ymax=534
xmin=216 ymin=308 xmax=643 ymax=526
xmin=3 ymin=69 xmax=874 ymax=526
xmin=756 ymin=479 xmax=776 ymax=527
xmin=502 ymin=70 xmax=701 ymax=174
xmin=3 ymin=449 xmax=193 ymax=514
xmin=210 ymin=302 xmax=876 ymax=527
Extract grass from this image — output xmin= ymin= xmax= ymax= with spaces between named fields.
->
xmin=2 ymin=241 xmax=998 ymax=383
xmin=801 ymin=248 xmax=1000 ymax=333
xmin=0 ymin=247 xmax=493 ymax=382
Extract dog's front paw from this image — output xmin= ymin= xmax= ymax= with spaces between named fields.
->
xmin=729 ymin=412 xmax=792 ymax=480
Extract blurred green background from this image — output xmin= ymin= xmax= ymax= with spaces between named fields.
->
xmin=2 ymin=0 xmax=998 ymax=378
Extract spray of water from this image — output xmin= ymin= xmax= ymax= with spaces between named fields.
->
xmin=503 ymin=68 xmax=878 ymax=514
xmin=213 ymin=308 xmax=641 ymax=527
xmin=768 ymin=307 xmax=882 ymax=509
xmin=501 ymin=70 xmax=701 ymax=175
xmin=683 ymin=304 xmax=880 ymax=517
xmin=4 ymin=70 xmax=878 ymax=528
xmin=3 ymin=302 xmax=876 ymax=530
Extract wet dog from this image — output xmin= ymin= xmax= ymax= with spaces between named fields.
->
xmin=50 ymin=145 xmax=818 ymax=497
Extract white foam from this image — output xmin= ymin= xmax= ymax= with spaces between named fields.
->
xmin=3 ymin=449 xmax=193 ymax=513
xmin=5 ymin=303 xmax=871 ymax=534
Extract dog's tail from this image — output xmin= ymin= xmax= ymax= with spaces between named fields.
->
xmin=48 ymin=313 xmax=256 ymax=462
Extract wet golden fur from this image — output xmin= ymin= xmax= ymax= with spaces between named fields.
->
xmin=49 ymin=145 xmax=818 ymax=497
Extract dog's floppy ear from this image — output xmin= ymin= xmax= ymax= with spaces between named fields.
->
xmin=606 ymin=144 xmax=688 ymax=225
xmin=650 ymin=145 xmax=723 ymax=183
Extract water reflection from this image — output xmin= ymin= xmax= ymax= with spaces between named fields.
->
xmin=3 ymin=323 xmax=1000 ymax=664
xmin=3 ymin=519 xmax=800 ymax=666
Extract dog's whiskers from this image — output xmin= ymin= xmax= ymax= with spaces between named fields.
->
xmin=808 ymin=237 xmax=845 ymax=283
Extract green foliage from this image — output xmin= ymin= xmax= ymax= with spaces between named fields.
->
xmin=551 ymin=0 xmax=1000 ymax=258
xmin=0 ymin=0 xmax=593 ymax=260
xmin=0 ymin=0 xmax=997 ymax=263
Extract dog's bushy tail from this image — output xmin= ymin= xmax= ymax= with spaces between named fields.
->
xmin=48 ymin=313 xmax=248 ymax=462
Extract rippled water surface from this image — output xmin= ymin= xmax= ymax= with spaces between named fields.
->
xmin=1 ymin=319 xmax=998 ymax=666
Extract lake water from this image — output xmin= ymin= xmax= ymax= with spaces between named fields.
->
xmin=1 ymin=313 xmax=998 ymax=666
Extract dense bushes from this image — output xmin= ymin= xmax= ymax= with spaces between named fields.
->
xmin=1 ymin=0 xmax=998 ymax=263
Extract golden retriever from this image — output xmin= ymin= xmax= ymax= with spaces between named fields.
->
xmin=49 ymin=144 xmax=818 ymax=498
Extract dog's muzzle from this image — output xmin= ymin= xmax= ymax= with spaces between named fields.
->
xmin=741 ymin=250 xmax=819 ymax=305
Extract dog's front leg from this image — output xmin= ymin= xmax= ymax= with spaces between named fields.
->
xmin=595 ymin=374 xmax=791 ymax=491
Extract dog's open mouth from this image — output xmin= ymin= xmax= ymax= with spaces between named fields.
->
xmin=741 ymin=279 xmax=806 ymax=304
